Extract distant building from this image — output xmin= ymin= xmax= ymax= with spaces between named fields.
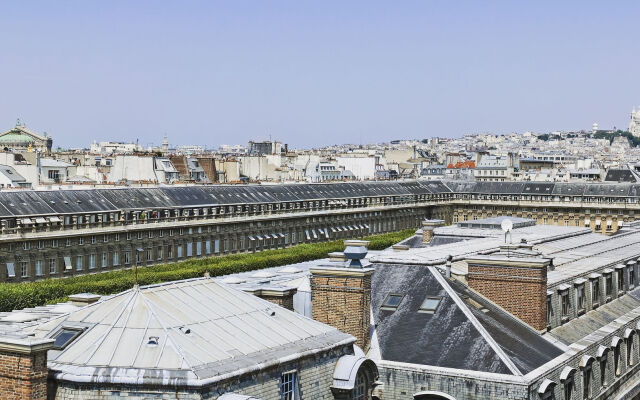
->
xmin=0 ymin=119 xmax=52 ymax=153
xmin=0 ymin=165 xmax=30 ymax=188
xmin=248 ymin=140 xmax=284 ymax=155
xmin=630 ymin=106 xmax=640 ymax=137
xmin=90 ymin=141 xmax=141 ymax=154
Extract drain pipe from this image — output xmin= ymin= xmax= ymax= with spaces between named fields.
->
xmin=446 ymin=255 xmax=452 ymax=279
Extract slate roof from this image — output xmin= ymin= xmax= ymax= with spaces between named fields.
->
xmin=32 ymin=278 xmax=353 ymax=386
xmin=370 ymin=264 xmax=563 ymax=375
xmin=2 ymin=180 xmax=640 ymax=218
xmin=604 ymin=169 xmax=637 ymax=183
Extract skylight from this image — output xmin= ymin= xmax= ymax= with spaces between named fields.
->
xmin=381 ymin=294 xmax=404 ymax=310
xmin=419 ymin=297 xmax=442 ymax=314
xmin=52 ymin=327 xmax=85 ymax=350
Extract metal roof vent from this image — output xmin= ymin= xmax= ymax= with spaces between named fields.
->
xmin=147 ymin=336 xmax=159 ymax=346
xmin=266 ymin=309 xmax=276 ymax=317
xmin=344 ymin=245 xmax=371 ymax=269
xmin=179 ymin=326 xmax=191 ymax=335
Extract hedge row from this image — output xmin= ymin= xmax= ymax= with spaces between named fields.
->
xmin=0 ymin=229 xmax=416 ymax=312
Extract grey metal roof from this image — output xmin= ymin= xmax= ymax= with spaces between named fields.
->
xmin=548 ymin=287 xmax=640 ymax=345
xmin=33 ymin=278 xmax=353 ymax=387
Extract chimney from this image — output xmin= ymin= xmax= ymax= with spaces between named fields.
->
xmin=68 ymin=293 xmax=101 ymax=306
xmin=445 ymin=255 xmax=452 ymax=278
xmin=422 ymin=219 xmax=445 ymax=243
xmin=242 ymin=287 xmax=297 ymax=311
xmin=310 ymin=240 xmax=374 ymax=349
xmin=0 ymin=336 xmax=54 ymax=400
xmin=465 ymin=254 xmax=550 ymax=331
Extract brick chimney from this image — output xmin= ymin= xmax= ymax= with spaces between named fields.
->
xmin=242 ymin=286 xmax=297 ymax=311
xmin=0 ymin=336 xmax=54 ymax=400
xmin=422 ymin=219 xmax=445 ymax=243
xmin=465 ymin=252 xmax=550 ymax=331
xmin=311 ymin=241 xmax=374 ymax=349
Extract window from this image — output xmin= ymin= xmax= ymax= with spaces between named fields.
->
xmin=20 ymin=261 xmax=28 ymax=278
xmin=51 ymin=327 xmax=84 ymax=350
xmin=148 ymin=231 xmax=153 ymax=238
xmin=103 ymin=234 xmax=108 ymax=243
xmin=418 ymin=297 xmax=442 ymax=314
xmin=51 ymin=239 xmax=58 ymax=248
xmin=124 ymin=251 xmax=131 ymax=265
xmin=381 ymin=294 xmax=404 ymax=311
xmin=76 ymin=256 xmax=83 ymax=271
xmin=78 ymin=237 xmax=84 ymax=245
xmin=600 ymin=359 xmax=607 ymax=387
xmin=605 ymin=274 xmax=613 ymax=298
xmin=547 ymin=295 xmax=553 ymax=325
xmin=280 ymin=371 xmax=298 ymax=400
xmin=592 ymin=279 xmax=600 ymax=306
xmin=91 ymin=235 xmax=96 ymax=244
xmin=115 ymin=233 xmax=120 ymax=242
xmin=38 ymin=240 xmax=44 ymax=249
xmin=583 ymin=363 xmax=592 ymax=399
xmin=101 ymin=253 xmax=107 ymax=268
xmin=576 ymin=284 xmax=585 ymax=311
xmin=564 ymin=377 xmax=574 ymax=400
xmin=36 ymin=260 xmax=43 ymax=276
xmin=177 ymin=245 xmax=183 ymax=258
xmin=23 ymin=242 xmax=30 ymax=250
xmin=561 ymin=291 xmax=570 ymax=318
xmin=89 ymin=254 xmax=96 ymax=269
xmin=137 ymin=232 xmax=143 ymax=240
xmin=617 ymin=269 xmax=625 ymax=293
xmin=157 ymin=247 xmax=163 ymax=260
xmin=631 ymin=267 xmax=636 ymax=288
xmin=615 ymin=343 xmax=621 ymax=376
xmin=628 ymin=337 xmax=635 ymax=366
xmin=49 ymin=258 xmax=56 ymax=274
xmin=113 ymin=252 xmax=119 ymax=266
xmin=126 ymin=232 xmax=132 ymax=240
xmin=352 ymin=372 xmax=367 ymax=400
xmin=146 ymin=249 xmax=152 ymax=262
xmin=66 ymin=238 xmax=71 ymax=247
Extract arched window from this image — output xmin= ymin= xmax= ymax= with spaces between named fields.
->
xmin=352 ymin=372 xmax=367 ymax=400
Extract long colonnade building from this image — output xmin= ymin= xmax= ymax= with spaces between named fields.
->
xmin=1 ymin=180 xmax=640 ymax=282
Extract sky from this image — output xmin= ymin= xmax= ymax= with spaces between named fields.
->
xmin=0 ymin=1 xmax=639 ymax=149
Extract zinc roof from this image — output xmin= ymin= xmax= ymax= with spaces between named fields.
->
xmin=33 ymin=278 xmax=353 ymax=386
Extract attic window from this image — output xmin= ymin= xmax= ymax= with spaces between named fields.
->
xmin=147 ymin=336 xmax=159 ymax=346
xmin=419 ymin=297 xmax=442 ymax=314
xmin=52 ymin=327 xmax=85 ymax=350
xmin=381 ymin=294 xmax=404 ymax=311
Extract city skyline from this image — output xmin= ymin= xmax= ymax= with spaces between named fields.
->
xmin=1 ymin=1 xmax=639 ymax=148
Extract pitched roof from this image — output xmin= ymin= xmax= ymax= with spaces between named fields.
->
xmin=33 ymin=278 xmax=353 ymax=387
xmin=369 ymin=264 xmax=563 ymax=375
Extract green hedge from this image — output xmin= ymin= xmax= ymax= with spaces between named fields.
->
xmin=0 ymin=229 xmax=415 ymax=312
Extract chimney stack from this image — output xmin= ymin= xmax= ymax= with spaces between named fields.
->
xmin=465 ymin=254 xmax=550 ymax=331
xmin=0 ymin=336 xmax=54 ymax=400
xmin=310 ymin=240 xmax=374 ymax=349
xmin=445 ymin=255 xmax=452 ymax=278
xmin=422 ymin=219 xmax=445 ymax=243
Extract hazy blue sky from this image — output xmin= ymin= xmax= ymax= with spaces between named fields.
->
xmin=1 ymin=1 xmax=639 ymax=148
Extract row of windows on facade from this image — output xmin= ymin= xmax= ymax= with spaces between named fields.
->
xmin=8 ymin=206 xmax=398 ymax=230
xmin=454 ymin=214 xmax=624 ymax=230
xmin=7 ymin=218 xmax=394 ymax=253
xmin=540 ymin=332 xmax=639 ymax=400
xmin=5 ymin=223 xmax=389 ymax=278
xmin=453 ymin=193 xmax=640 ymax=203
xmin=468 ymin=205 xmax=630 ymax=215
xmin=548 ymin=267 xmax=635 ymax=325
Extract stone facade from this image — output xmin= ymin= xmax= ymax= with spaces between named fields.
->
xmin=466 ymin=256 xmax=549 ymax=331
xmin=50 ymin=345 xmax=350 ymax=400
xmin=310 ymin=267 xmax=373 ymax=350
